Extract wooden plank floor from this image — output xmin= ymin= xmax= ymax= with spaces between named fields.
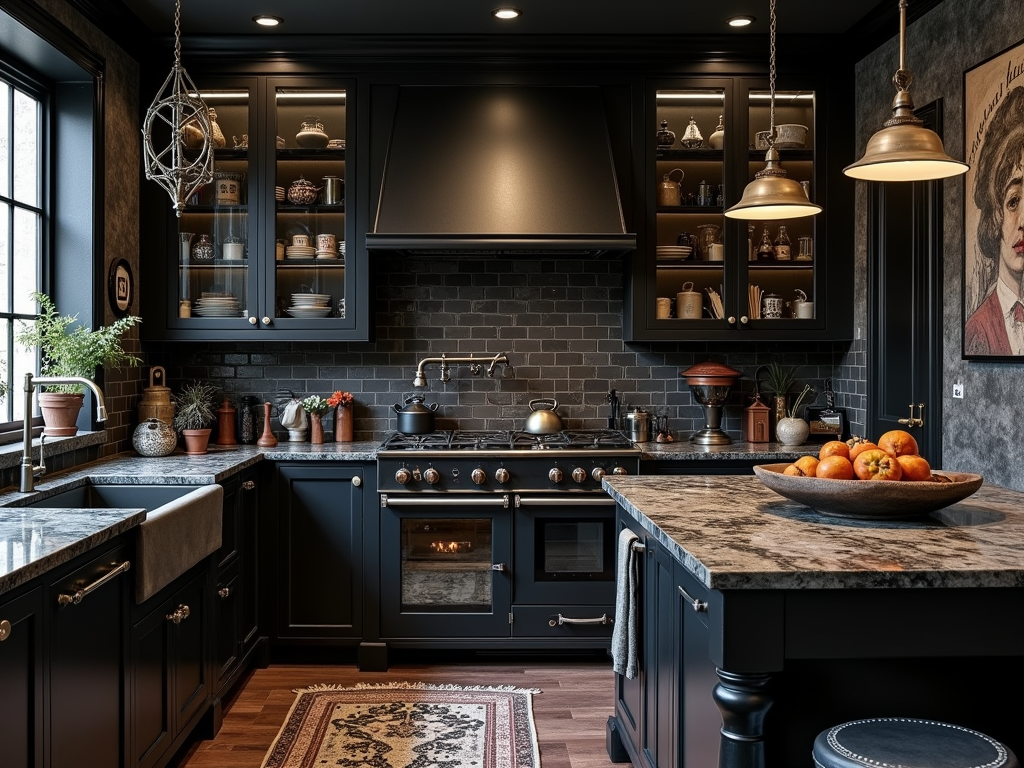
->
xmin=173 ymin=654 xmax=620 ymax=768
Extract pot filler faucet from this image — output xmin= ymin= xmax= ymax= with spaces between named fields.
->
xmin=412 ymin=353 xmax=512 ymax=388
xmin=21 ymin=373 xmax=108 ymax=493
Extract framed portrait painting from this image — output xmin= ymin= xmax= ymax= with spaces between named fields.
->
xmin=963 ymin=38 xmax=1024 ymax=360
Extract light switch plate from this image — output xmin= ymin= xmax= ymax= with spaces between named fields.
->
xmin=953 ymin=383 xmax=964 ymax=399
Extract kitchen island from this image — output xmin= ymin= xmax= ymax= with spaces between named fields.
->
xmin=603 ymin=474 xmax=1024 ymax=768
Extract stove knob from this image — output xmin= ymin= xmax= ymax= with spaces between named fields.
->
xmin=592 ymin=467 xmax=606 ymax=482
xmin=548 ymin=467 xmax=563 ymax=484
xmin=395 ymin=468 xmax=412 ymax=485
xmin=571 ymin=467 xmax=587 ymax=484
xmin=424 ymin=467 xmax=440 ymax=485
xmin=494 ymin=467 xmax=510 ymax=484
xmin=611 ymin=466 xmax=629 ymax=476
xmin=471 ymin=468 xmax=487 ymax=485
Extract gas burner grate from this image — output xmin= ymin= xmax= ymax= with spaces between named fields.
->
xmin=379 ymin=428 xmax=634 ymax=451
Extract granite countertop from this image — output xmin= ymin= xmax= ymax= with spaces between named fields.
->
xmin=603 ymin=474 xmax=1024 ymax=591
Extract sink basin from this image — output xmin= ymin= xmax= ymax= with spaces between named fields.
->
xmin=26 ymin=484 xmax=198 ymax=509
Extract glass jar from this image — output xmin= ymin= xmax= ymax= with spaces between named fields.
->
xmin=191 ymin=234 xmax=215 ymax=261
xmin=238 ymin=395 xmax=258 ymax=444
xmin=655 ymin=119 xmax=676 ymax=149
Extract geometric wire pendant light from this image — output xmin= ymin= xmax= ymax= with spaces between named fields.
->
xmin=843 ymin=0 xmax=968 ymax=181
xmin=141 ymin=0 xmax=214 ymax=216
xmin=725 ymin=0 xmax=822 ymax=220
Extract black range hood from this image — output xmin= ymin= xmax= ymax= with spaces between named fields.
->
xmin=366 ymin=85 xmax=635 ymax=257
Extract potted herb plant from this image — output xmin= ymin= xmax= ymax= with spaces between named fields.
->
xmin=301 ymin=394 xmax=330 ymax=445
xmin=173 ymin=380 xmax=219 ymax=455
xmin=16 ymin=291 xmax=141 ymax=435
xmin=759 ymin=361 xmax=797 ymax=437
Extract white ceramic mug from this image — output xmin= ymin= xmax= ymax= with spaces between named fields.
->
xmin=292 ymin=234 xmax=310 ymax=247
xmin=796 ymin=301 xmax=814 ymax=319
xmin=709 ymin=243 xmax=725 ymax=262
xmin=655 ymin=297 xmax=672 ymax=319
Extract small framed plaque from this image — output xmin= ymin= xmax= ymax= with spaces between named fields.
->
xmin=108 ymin=258 xmax=134 ymax=318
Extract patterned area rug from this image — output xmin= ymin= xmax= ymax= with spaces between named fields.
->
xmin=260 ymin=682 xmax=542 ymax=768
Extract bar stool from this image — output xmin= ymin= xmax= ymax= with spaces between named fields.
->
xmin=813 ymin=718 xmax=1019 ymax=768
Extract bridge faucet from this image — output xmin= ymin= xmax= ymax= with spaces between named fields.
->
xmin=21 ymin=374 xmax=108 ymax=493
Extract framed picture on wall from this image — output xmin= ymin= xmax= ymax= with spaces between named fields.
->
xmin=962 ymin=38 xmax=1024 ymax=360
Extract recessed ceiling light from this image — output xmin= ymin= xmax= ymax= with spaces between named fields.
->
xmin=252 ymin=15 xmax=283 ymax=27
xmin=492 ymin=7 xmax=522 ymax=20
xmin=727 ymin=15 xmax=755 ymax=27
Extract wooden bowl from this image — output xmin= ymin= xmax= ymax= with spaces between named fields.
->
xmin=752 ymin=463 xmax=984 ymax=519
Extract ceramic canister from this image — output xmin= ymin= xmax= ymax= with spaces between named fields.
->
xmin=762 ymin=292 xmax=784 ymax=319
xmin=676 ymin=281 xmax=702 ymax=319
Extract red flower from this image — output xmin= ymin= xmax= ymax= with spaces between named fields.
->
xmin=328 ymin=390 xmax=354 ymax=408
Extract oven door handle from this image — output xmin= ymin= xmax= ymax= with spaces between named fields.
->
xmin=381 ymin=494 xmax=512 ymax=508
xmin=515 ymin=495 xmax=616 ymax=507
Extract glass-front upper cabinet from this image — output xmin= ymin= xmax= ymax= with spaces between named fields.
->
xmin=268 ymin=81 xmax=349 ymax=329
xmin=173 ymin=82 xmax=257 ymax=329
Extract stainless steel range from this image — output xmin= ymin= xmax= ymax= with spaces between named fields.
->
xmin=376 ymin=429 xmax=640 ymax=647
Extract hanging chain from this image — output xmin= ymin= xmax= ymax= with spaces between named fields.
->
xmin=768 ymin=0 xmax=777 ymax=135
xmin=173 ymin=0 xmax=182 ymax=67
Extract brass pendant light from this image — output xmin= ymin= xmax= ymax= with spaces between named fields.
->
xmin=141 ymin=0 xmax=214 ymax=216
xmin=725 ymin=0 xmax=821 ymax=220
xmin=844 ymin=0 xmax=968 ymax=181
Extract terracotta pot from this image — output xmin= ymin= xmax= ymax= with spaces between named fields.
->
xmin=38 ymin=392 xmax=85 ymax=436
xmin=182 ymin=428 xmax=212 ymax=456
xmin=335 ymin=406 xmax=354 ymax=442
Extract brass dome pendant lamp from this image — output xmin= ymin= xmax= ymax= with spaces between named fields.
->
xmin=843 ymin=0 xmax=968 ymax=181
xmin=141 ymin=0 xmax=214 ymax=216
xmin=725 ymin=0 xmax=821 ymax=220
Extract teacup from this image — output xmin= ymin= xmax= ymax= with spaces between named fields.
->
xmin=292 ymin=234 xmax=311 ymax=248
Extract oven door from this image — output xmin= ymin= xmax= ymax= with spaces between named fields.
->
xmin=513 ymin=495 xmax=616 ymax=605
xmin=380 ymin=494 xmax=512 ymax=638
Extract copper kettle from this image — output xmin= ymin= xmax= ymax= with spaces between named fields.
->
xmin=138 ymin=366 xmax=175 ymax=427
xmin=657 ymin=168 xmax=684 ymax=207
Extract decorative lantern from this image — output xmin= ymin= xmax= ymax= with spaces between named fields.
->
xmin=744 ymin=394 xmax=771 ymax=444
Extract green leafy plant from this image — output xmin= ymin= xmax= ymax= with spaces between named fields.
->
xmin=762 ymin=361 xmax=797 ymax=397
xmin=172 ymin=380 xmax=219 ymax=432
xmin=301 ymin=394 xmax=330 ymax=415
xmin=16 ymin=291 xmax=141 ymax=394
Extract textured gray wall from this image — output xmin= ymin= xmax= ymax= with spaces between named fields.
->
xmin=854 ymin=0 xmax=1024 ymax=490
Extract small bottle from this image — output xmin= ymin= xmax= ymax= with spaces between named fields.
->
xmin=774 ymin=225 xmax=792 ymax=261
xmin=747 ymin=223 xmax=756 ymax=261
xmin=757 ymin=225 xmax=775 ymax=262
xmin=178 ymin=299 xmax=191 ymax=318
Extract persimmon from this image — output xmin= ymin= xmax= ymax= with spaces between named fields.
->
xmin=815 ymin=455 xmax=855 ymax=480
xmin=896 ymin=454 xmax=932 ymax=481
xmin=818 ymin=441 xmax=850 ymax=461
xmin=848 ymin=441 xmax=879 ymax=461
xmin=853 ymin=448 xmax=903 ymax=481
xmin=846 ymin=435 xmax=870 ymax=449
xmin=877 ymin=429 xmax=919 ymax=457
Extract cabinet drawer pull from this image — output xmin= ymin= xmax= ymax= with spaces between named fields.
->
xmin=166 ymin=604 xmax=191 ymax=624
xmin=218 ymin=586 xmax=231 ymax=599
xmin=549 ymin=613 xmax=613 ymax=627
xmin=242 ymin=480 xmax=256 ymax=490
xmin=56 ymin=560 xmax=131 ymax=606
xmin=352 ymin=475 xmax=362 ymax=487
xmin=678 ymin=585 xmax=708 ymax=613
xmin=0 ymin=619 xmax=11 ymax=641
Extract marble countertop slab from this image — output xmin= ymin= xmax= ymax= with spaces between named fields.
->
xmin=639 ymin=441 xmax=819 ymax=461
xmin=604 ymin=474 xmax=1024 ymax=591
xmin=0 ymin=506 xmax=146 ymax=595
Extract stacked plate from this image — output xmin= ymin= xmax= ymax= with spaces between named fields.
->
xmin=286 ymin=293 xmax=332 ymax=318
xmin=656 ymin=245 xmax=693 ymax=261
xmin=275 ymin=186 xmax=284 ymax=202
xmin=285 ymin=244 xmax=315 ymax=259
xmin=193 ymin=292 xmax=241 ymax=317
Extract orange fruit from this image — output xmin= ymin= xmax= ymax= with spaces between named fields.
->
xmin=877 ymin=429 xmax=919 ymax=457
xmin=848 ymin=441 xmax=879 ymax=461
xmin=793 ymin=455 xmax=820 ymax=476
xmin=853 ymin=449 xmax=903 ymax=481
xmin=846 ymin=435 xmax=870 ymax=449
xmin=896 ymin=454 xmax=932 ymax=481
xmin=783 ymin=464 xmax=802 ymax=476
xmin=818 ymin=441 xmax=850 ymax=461
xmin=815 ymin=455 xmax=855 ymax=480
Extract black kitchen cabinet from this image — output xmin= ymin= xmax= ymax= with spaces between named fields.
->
xmin=212 ymin=469 xmax=261 ymax=702
xmin=0 ymin=587 xmax=44 ymax=768
xmin=50 ymin=541 xmax=131 ymax=768
xmin=625 ymin=76 xmax=853 ymax=342
xmin=130 ymin=564 xmax=211 ymax=768
xmin=141 ymin=75 xmax=369 ymax=341
xmin=273 ymin=463 xmax=368 ymax=642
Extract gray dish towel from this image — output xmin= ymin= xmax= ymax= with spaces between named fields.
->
xmin=612 ymin=527 xmax=640 ymax=679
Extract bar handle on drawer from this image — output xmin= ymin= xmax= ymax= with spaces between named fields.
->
xmin=57 ymin=560 xmax=131 ymax=606
xmin=678 ymin=585 xmax=708 ymax=613
xmin=549 ymin=613 xmax=613 ymax=627
xmin=630 ymin=541 xmax=646 ymax=553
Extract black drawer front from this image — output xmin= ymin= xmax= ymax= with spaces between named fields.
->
xmin=511 ymin=604 xmax=615 ymax=638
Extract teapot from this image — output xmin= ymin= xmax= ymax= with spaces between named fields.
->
xmin=657 ymin=168 xmax=685 ymax=207
xmin=286 ymin=176 xmax=321 ymax=205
